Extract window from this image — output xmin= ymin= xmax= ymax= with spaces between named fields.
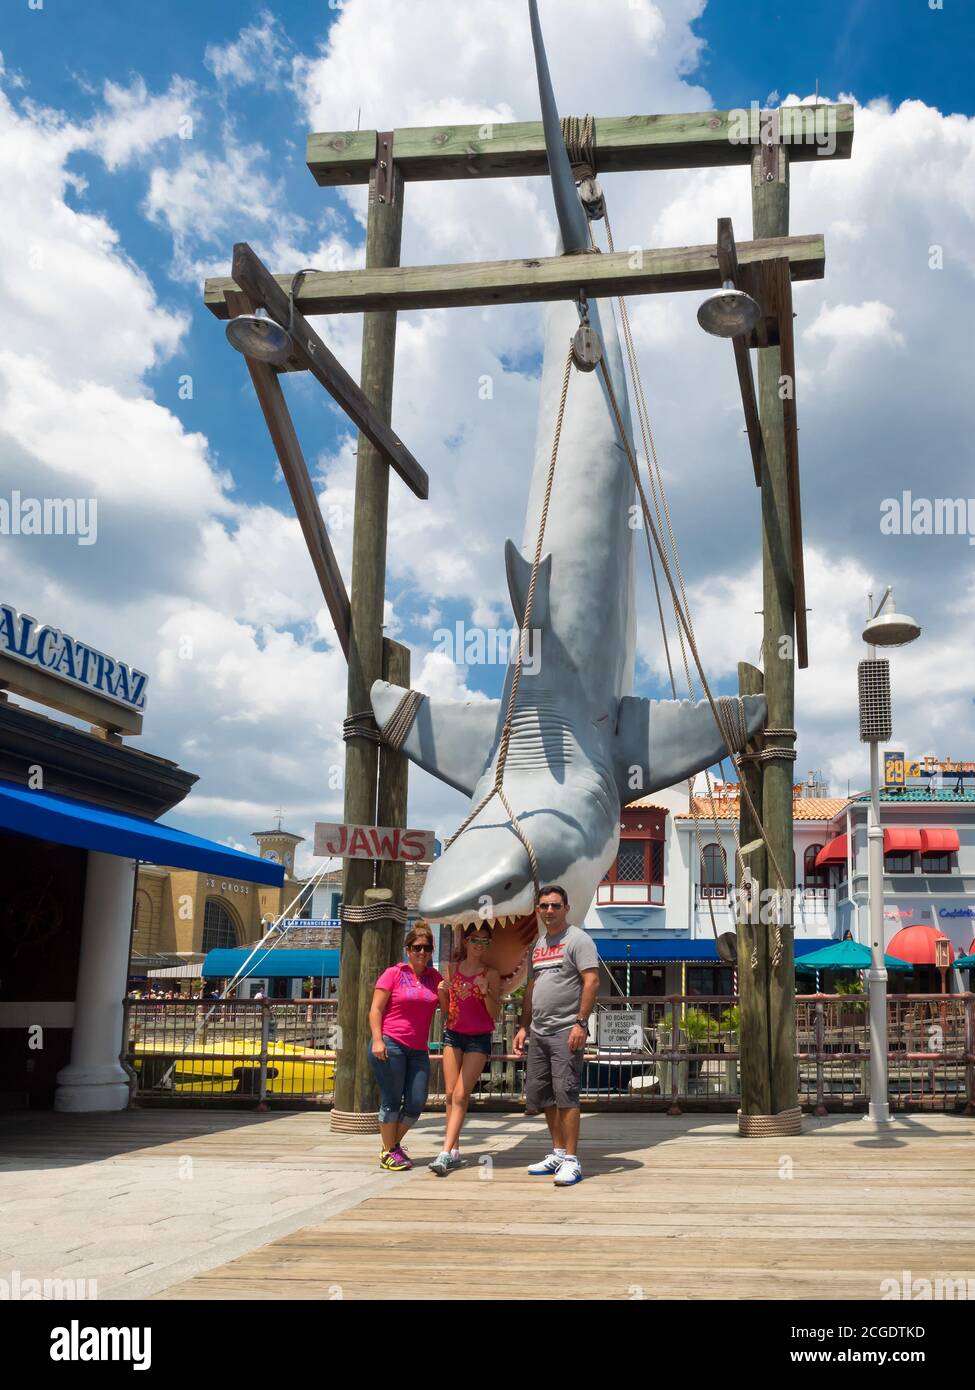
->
xmin=686 ymin=966 xmax=735 ymax=996
xmin=598 ymin=824 xmax=666 ymax=906
xmin=921 ymin=851 xmax=950 ymax=874
xmin=202 ymin=899 xmax=240 ymax=951
xmin=700 ymin=842 xmax=728 ymax=897
xmin=803 ymin=844 xmax=828 ymax=893
xmin=884 ymin=850 xmax=914 ymax=874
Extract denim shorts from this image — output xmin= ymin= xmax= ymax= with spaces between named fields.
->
xmin=368 ymin=1035 xmax=431 ymax=1123
xmin=442 ymin=1028 xmax=493 ymax=1056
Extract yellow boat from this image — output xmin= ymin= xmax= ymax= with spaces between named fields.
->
xmin=132 ymin=1038 xmax=335 ymax=1095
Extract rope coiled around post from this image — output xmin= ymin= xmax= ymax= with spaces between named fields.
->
xmin=343 ymin=711 xmax=381 ymax=743
xmin=330 ymin=1109 xmax=381 ymax=1135
xmin=737 ymin=1107 xmax=802 ymax=1138
xmin=340 ymin=901 xmax=408 ymax=925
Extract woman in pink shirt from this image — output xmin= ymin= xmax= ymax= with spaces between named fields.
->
xmin=368 ymin=922 xmax=444 ymax=1171
xmin=428 ymin=923 xmax=501 ymax=1176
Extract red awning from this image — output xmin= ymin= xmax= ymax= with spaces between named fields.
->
xmin=883 ymin=826 xmax=922 ymax=853
xmin=919 ymin=827 xmax=960 ymax=853
xmin=887 ymin=924 xmax=954 ymax=966
xmin=816 ymin=836 xmax=848 ymax=867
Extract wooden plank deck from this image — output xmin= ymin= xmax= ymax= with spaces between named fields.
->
xmin=155 ymin=1112 xmax=975 ymax=1300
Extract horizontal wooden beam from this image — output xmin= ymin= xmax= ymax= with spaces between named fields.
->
xmin=226 ymin=290 xmax=352 ymax=658
xmin=206 ymin=233 xmax=824 ymax=320
xmin=229 ymin=243 xmax=428 ymax=500
xmin=307 ymin=106 xmax=854 ymax=185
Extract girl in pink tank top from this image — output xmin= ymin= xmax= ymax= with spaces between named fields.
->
xmin=429 ymin=924 xmax=501 ymax=1176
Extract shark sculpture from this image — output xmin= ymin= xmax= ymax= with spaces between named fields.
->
xmin=371 ymin=0 xmax=766 ymax=988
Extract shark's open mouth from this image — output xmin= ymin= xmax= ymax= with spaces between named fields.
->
xmin=436 ymin=912 xmax=538 ymax=992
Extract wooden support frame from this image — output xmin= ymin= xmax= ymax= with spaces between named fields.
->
xmin=230 ymin=243 xmax=428 ymax=500
xmin=226 ymin=290 xmax=352 ymax=658
xmin=207 ymin=233 xmax=824 ymax=320
xmin=307 ymin=106 xmax=854 ymax=185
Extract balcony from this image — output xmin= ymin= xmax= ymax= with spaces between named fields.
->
xmin=597 ymin=881 xmax=665 ymax=907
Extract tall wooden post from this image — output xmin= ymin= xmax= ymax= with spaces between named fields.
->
xmin=379 ymin=638 xmax=411 ymax=970
xmin=333 ymin=151 xmax=405 ymax=1126
xmin=752 ymin=140 xmax=798 ymax=1118
xmin=736 ymin=661 xmax=770 ymax=1116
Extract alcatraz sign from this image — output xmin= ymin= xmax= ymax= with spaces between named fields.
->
xmin=0 ymin=602 xmax=149 ymax=734
xmin=314 ymin=821 xmax=435 ymax=863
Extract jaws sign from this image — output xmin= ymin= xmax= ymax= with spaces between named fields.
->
xmin=314 ymin=821 xmax=435 ymax=863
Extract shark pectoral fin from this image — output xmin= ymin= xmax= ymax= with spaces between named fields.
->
xmin=504 ymin=539 xmax=551 ymax=630
xmin=613 ymin=694 xmax=768 ymax=798
xmin=370 ymin=681 xmax=500 ymax=797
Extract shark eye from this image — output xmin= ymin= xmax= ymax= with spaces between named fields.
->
xmin=504 ymin=881 xmax=513 ymax=891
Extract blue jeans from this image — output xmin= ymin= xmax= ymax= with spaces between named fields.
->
xmin=369 ymin=1035 xmax=431 ymax=1124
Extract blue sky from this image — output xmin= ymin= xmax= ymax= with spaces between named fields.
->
xmin=2 ymin=0 xmax=973 ymax=860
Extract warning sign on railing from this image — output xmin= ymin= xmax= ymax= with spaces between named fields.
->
xmin=597 ymin=1010 xmax=642 ymax=1050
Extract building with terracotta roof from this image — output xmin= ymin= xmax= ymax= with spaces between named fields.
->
xmin=584 ymin=778 xmax=857 ymax=996
xmin=583 ymin=760 xmax=975 ymax=995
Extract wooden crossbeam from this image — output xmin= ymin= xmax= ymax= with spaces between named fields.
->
xmin=206 ymin=233 xmax=824 ymax=320
xmin=229 ymin=243 xmax=428 ymax=500
xmin=226 ymin=290 xmax=352 ymax=658
xmin=307 ymin=106 xmax=854 ymax=185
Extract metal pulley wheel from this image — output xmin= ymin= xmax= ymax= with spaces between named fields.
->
xmin=578 ymin=177 xmax=605 ymax=220
xmin=571 ymin=321 xmax=603 ymax=372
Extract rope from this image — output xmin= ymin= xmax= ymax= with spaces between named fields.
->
xmin=340 ymin=901 xmax=409 ymax=925
xmin=737 ymin=1107 xmax=802 ymax=1137
xmin=442 ymin=343 xmax=576 ymax=892
xmin=330 ymin=1108 xmax=381 ymax=1135
xmin=560 ymin=113 xmax=596 ymax=180
xmin=378 ymin=688 xmax=424 ymax=750
xmin=343 ymin=711 xmax=381 ymax=743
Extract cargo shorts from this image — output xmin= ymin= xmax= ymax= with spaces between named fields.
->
xmin=524 ymin=1027 xmax=584 ymax=1113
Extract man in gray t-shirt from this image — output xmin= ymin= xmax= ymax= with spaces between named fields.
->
xmin=513 ymin=885 xmax=599 ymax=1187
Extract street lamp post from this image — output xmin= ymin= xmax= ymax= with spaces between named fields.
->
xmin=859 ymin=588 xmax=921 ymax=1125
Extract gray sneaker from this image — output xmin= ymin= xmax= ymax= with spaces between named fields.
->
xmin=428 ymin=1151 xmax=455 ymax=1176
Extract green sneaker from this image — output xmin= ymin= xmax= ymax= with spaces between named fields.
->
xmin=428 ymin=1151 xmax=455 ymax=1176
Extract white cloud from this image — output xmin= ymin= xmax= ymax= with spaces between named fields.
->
xmin=204 ymin=12 xmax=291 ymax=90
xmin=804 ymin=300 xmax=905 ymax=349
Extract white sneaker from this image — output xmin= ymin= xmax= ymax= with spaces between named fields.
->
xmin=527 ymin=1151 xmax=564 ymax=1175
xmin=553 ymin=1157 xmax=583 ymax=1187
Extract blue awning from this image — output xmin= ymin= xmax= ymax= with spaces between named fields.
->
xmin=0 ymin=776 xmax=284 ymax=886
xmin=596 ymin=938 xmax=833 ymax=964
xmin=203 ymin=948 xmax=340 ymax=979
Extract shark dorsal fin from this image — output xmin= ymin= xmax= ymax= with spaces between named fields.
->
xmin=505 ymin=538 xmax=551 ymax=631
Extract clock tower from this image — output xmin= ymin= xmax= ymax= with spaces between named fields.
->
xmin=252 ymin=813 xmax=304 ymax=882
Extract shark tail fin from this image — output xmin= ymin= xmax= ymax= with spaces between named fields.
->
xmin=613 ymin=693 xmax=768 ymax=799
xmin=505 ymin=539 xmax=551 ymax=630
xmin=528 ymin=0 xmax=590 ymax=254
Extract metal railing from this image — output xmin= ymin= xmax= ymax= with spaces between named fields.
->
xmin=123 ymin=993 xmax=975 ymax=1113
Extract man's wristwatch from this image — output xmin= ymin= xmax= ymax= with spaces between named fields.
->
xmin=574 ymin=1017 xmax=589 ymax=1028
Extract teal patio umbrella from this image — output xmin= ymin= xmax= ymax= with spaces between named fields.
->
xmin=953 ymin=953 xmax=975 ymax=970
xmin=794 ymin=938 xmax=914 ymax=974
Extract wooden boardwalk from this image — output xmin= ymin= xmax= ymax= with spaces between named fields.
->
xmin=156 ymin=1111 xmax=975 ymax=1300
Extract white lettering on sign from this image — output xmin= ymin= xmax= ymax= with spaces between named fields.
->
xmin=0 ymin=602 xmax=148 ymax=712
xmin=313 ymin=822 xmax=435 ymax=863
xmin=205 ymin=879 xmax=249 ymax=894
xmin=598 ymin=1010 xmax=643 ymax=1051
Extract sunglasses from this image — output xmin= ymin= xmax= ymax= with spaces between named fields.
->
xmin=408 ymin=942 xmax=433 ymax=953
xmin=467 ymin=936 xmax=491 ymax=945
xmin=538 ymin=903 xmax=564 ymax=911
